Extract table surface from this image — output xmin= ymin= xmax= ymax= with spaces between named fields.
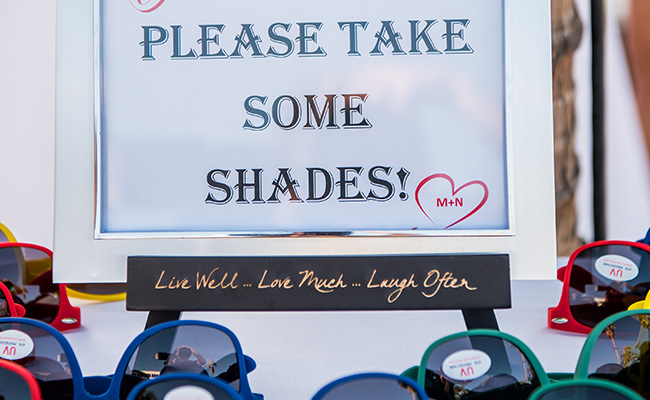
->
xmin=59 ymin=278 xmax=589 ymax=400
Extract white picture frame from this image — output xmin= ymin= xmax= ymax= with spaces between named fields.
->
xmin=54 ymin=0 xmax=556 ymax=283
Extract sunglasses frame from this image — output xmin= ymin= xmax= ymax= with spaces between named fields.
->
xmin=126 ymin=373 xmax=245 ymax=400
xmin=528 ymin=378 xmax=645 ymax=400
xmin=575 ymin=309 xmax=650 ymax=380
xmin=312 ymin=372 xmax=427 ymax=400
xmin=0 ymin=357 xmax=43 ymax=400
xmin=548 ymin=240 xmax=650 ymax=334
xmin=0 ymin=242 xmax=80 ymax=331
xmin=65 ymin=285 xmax=126 ymax=302
xmin=0 ymin=318 xmax=261 ymax=400
xmin=413 ymin=329 xmax=550 ymax=391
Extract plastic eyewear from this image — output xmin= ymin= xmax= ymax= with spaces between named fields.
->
xmin=528 ymin=379 xmax=644 ymax=400
xmin=0 ymin=243 xmax=80 ymax=331
xmin=575 ymin=309 xmax=650 ymax=399
xmin=403 ymin=329 xmax=550 ymax=400
xmin=312 ymin=372 xmax=427 ymax=400
xmin=0 ymin=318 xmax=261 ymax=400
xmin=548 ymin=240 xmax=650 ymax=334
xmin=126 ymin=374 xmax=245 ymax=400
xmin=0 ymin=357 xmax=43 ymax=399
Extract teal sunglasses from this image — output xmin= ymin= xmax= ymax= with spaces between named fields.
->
xmin=402 ymin=329 xmax=550 ymax=399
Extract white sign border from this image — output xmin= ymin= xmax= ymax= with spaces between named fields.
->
xmin=54 ymin=0 xmax=556 ymax=282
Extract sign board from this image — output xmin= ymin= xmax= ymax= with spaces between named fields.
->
xmin=98 ymin=0 xmax=508 ymax=235
xmin=126 ymin=254 xmax=511 ymax=311
xmin=54 ymin=0 xmax=556 ymax=283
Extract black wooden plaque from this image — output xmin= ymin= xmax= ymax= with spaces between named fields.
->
xmin=126 ymin=254 xmax=510 ymax=311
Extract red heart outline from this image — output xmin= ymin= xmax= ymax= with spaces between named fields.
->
xmin=415 ymin=173 xmax=489 ymax=229
xmin=130 ymin=0 xmax=166 ymax=12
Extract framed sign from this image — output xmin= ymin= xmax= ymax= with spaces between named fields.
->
xmin=54 ymin=0 xmax=556 ymax=283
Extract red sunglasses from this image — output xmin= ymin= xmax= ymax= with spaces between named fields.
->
xmin=0 ymin=242 xmax=80 ymax=331
xmin=0 ymin=357 xmax=43 ymax=399
xmin=548 ymin=240 xmax=650 ymax=334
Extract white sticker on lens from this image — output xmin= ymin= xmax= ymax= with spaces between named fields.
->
xmin=164 ymin=385 xmax=215 ymax=400
xmin=595 ymin=254 xmax=639 ymax=282
xmin=0 ymin=330 xmax=34 ymax=360
xmin=442 ymin=349 xmax=492 ymax=381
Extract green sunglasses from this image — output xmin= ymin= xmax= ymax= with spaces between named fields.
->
xmin=403 ymin=329 xmax=550 ymax=399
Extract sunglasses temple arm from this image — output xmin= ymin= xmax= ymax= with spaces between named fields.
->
xmin=15 ymin=303 xmax=26 ymax=317
xmin=640 ymin=227 xmax=650 ymax=245
xmin=557 ymin=266 xmax=567 ymax=281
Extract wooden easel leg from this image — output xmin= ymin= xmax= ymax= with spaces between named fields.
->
xmin=144 ymin=310 xmax=182 ymax=330
xmin=462 ymin=308 xmax=500 ymax=331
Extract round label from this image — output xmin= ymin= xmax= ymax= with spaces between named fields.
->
xmin=595 ymin=254 xmax=639 ymax=282
xmin=442 ymin=349 xmax=492 ymax=381
xmin=0 ymin=330 xmax=34 ymax=360
xmin=164 ymin=386 xmax=215 ymax=400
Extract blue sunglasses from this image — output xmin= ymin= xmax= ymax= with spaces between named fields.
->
xmin=0 ymin=318 xmax=262 ymax=400
xmin=312 ymin=372 xmax=428 ymax=400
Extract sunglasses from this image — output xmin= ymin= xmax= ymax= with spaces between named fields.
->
xmin=312 ymin=372 xmax=428 ymax=400
xmin=126 ymin=374 xmax=245 ymax=400
xmin=0 ymin=318 xmax=262 ymax=400
xmin=0 ymin=243 xmax=80 ymax=331
xmin=0 ymin=357 xmax=43 ymax=400
xmin=548 ymin=240 xmax=650 ymax=334
xmin=528 ymin=379 xmax=644 ymax=400
xmin=402 ymin=329 xmax=550 ymax=400
xmin=575 ymin=309 xmax=650 ymax=399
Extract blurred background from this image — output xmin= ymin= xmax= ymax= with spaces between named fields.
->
xmin=1 ymin=0 xmax=649 ymax=259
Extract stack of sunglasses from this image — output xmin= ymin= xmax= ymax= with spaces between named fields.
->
xmin=5 ymin=225 xmax=650 ymax=398
xmin=0 ymin=318 xmax=263 ymax=400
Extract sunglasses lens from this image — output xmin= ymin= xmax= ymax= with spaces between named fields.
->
xmin=0 ymin=245 xmax=60 ymax=323
xmin=424 ymin=335 xmax=541 ymax=399
xmin=0 ymin=365 xmax=35 ymax=399
xmin=585 ymin=314 xmax=650 ymax=397
xmin=0 ymin=229 xmax=9 ymax=244
xmin=0 ymin=321 xmax=74 ymax=399
xmin=122 ymin=325 xmax=240 ymax=399
xmin=319 ymin=376 xmax=425 ymax=400
xmin=535 ymin=384 xmax=636 ymax=400
xmin=568 ymin=244 xmax=650 ymax=328
xmin=131 ymin=379 xmax=241 ymax=400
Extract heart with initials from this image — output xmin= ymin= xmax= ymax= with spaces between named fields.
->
xmin=415 ymin=173 xmax=489 ymax=229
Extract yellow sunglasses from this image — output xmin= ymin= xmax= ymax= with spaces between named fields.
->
xmin=0 ymin=222 xmax=126 ymax=302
